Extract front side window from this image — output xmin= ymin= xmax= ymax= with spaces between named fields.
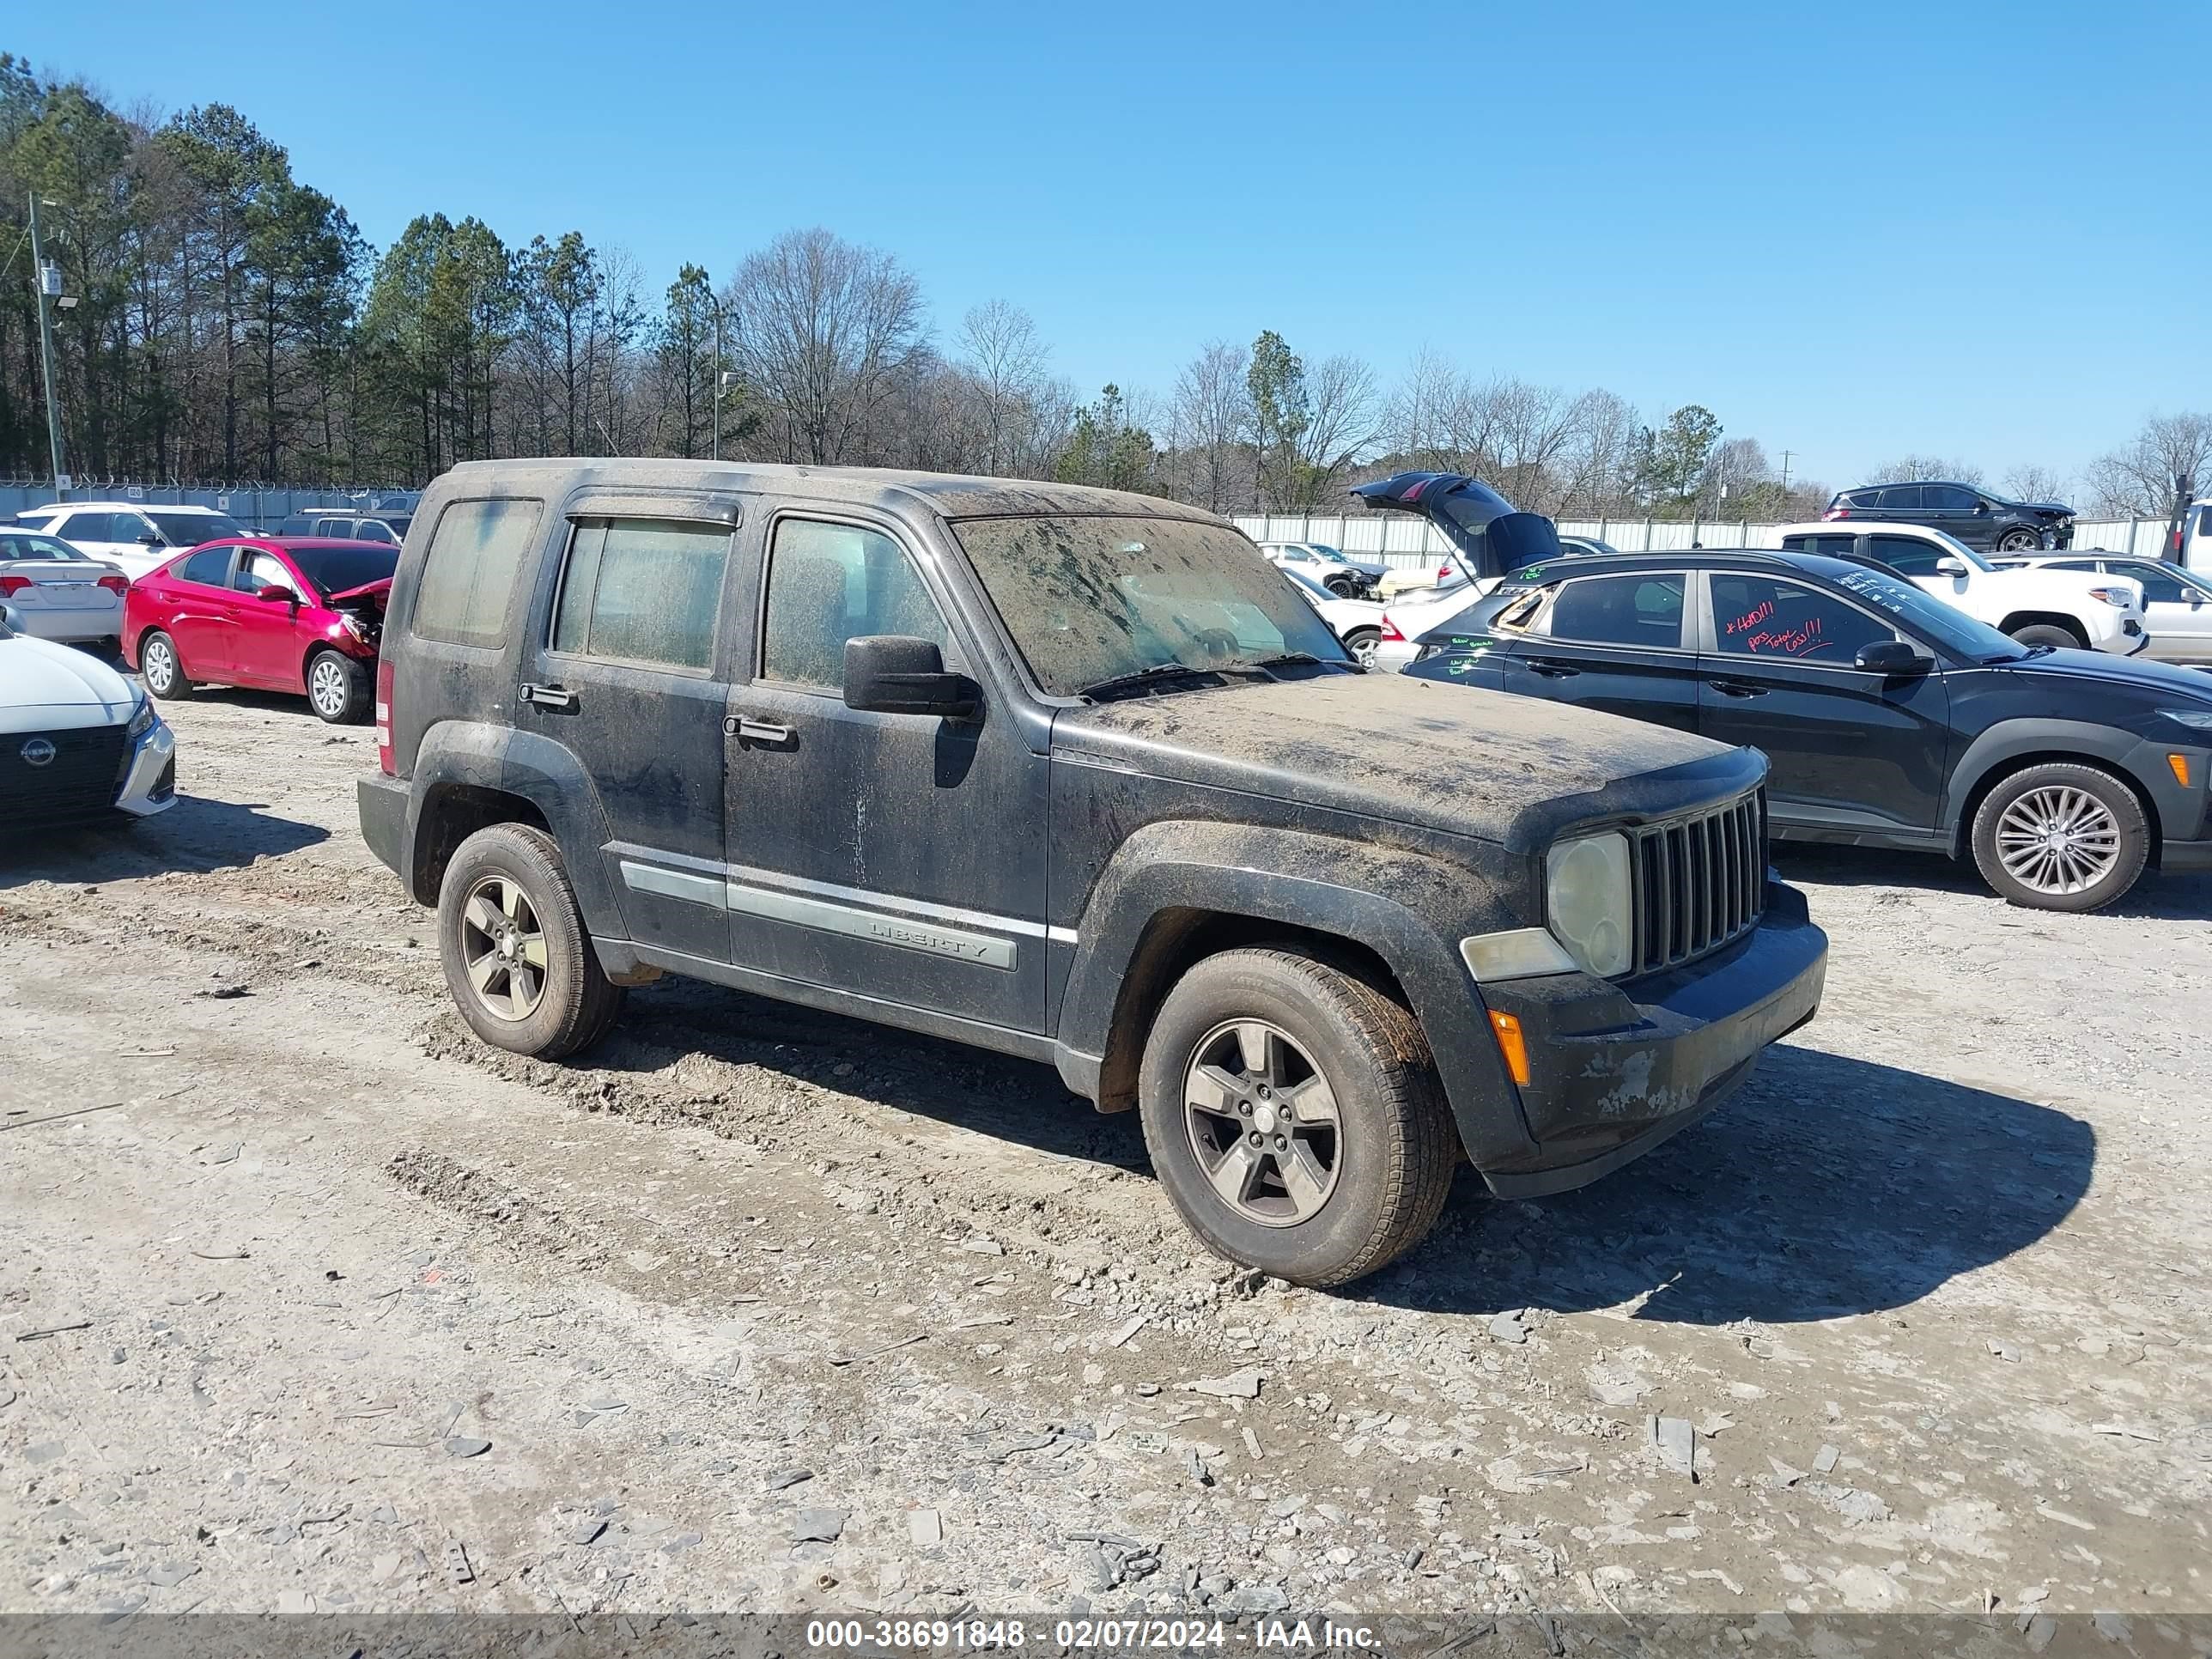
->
xmin=762 ymin=519 xmax=949 ymax=691
xmin=552 ymin=519 xmax=731 ymax=671
xmin=1869 ymin=534 xmax=1959 ymax=577
xmin=1709 ymin=574 xmax=1895 ymax=664
xmin=237 ymin=550 xmax=293 ymax=593
xmin=178 ymin=546 xmax=235 ymax=586
xmin=1544 ymin=574 xmax=1686 ymax=649
xmin=953 ymin=514 xmax=1347 ymax=697
xmin=1925 ymin=485 xmax=1978 ymax=510
xmin=413 ymin=498 xmax=544 ymax=648
xmin=353 ymin=520 xmax=398 ymax=544
xmin=1875 ymin=486 xmax=1925 ymax=512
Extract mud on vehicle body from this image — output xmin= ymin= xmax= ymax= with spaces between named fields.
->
xmin=359 ymin=460 xmax=1827 ymax=1285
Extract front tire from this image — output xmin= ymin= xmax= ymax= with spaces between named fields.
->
xmin=2009 ymin=623 xmax=2083 ymax=649
xmin=437 ymin=823 xmax=625 ymax=1058
xmin=1996 ymin=528 xmax=2041 ymax=553
xmin=1137 ymin=947 xmax=1457 ymax=1287
xmin=139 ymin=630 xmax=191 ymax=700
xmin=1969 ymin=762 xmax=2150 ymax=913
xmin=306 ymin=648 xmax=371 ymax=724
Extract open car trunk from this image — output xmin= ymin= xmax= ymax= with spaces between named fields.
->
xmin=1348 ymin=472 xmax=1564 ymax=582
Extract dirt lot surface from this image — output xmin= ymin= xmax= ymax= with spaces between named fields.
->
xmin=4 ymin=689 xmax=2210 ymax=1628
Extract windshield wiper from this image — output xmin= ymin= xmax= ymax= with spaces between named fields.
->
xmin=1247 ymin=651 xmax=1328 ymax=672
xmin=1076 ymin=662 xmax=1224 ymax=702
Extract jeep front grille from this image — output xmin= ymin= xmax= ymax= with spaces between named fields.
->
xmin=1629 ymin=790 xmax=1767 ymax=975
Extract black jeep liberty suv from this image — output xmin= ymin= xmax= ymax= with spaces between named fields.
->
xmin=358 ymin=461 xmax=1827 ymax=1285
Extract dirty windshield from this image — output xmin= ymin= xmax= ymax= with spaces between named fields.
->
xmin=953 ymin=515 xmax=1351 ymax=697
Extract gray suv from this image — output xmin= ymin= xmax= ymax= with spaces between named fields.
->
xmin=357 ymin=459 xmax=1827 ymax=1285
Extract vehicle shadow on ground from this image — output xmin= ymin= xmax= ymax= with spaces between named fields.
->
xmin=0 ymin=793 xmax=328 ymax=890
xmin=595 ymin=975 xmax=1155 ymax=1175
xmin=1361 ymin=1042 xmax=2095 ymax=1325
xmin=1777 ymin=842 xmax=2212 ymax=921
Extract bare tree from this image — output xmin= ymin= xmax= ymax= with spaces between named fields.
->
xmin=1552 ymin=388 xmax=1641 ymax=519
xmin=726 ymin=228 xmax=924 ymax=465
xmin=1285 ymin=353 xmax=1376 ymax=510
xmin=1168 ymin=340 xmax=1251 ymax=513
xmin=1998 ymin=463 xmax=2071 ymax=505
xmin=1866 ymin=453 xmax=1984 ymax=485
xmin=2083 ymin=412 xmax=2212 ymax=518
xmin=956 ymin=300 xmax=1050 ymax=476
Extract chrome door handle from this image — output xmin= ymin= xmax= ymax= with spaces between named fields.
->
xmin=521 ymin=682 xmax=577 ymax=710
xmin=728 ymin=715 xmax=793 ymax=744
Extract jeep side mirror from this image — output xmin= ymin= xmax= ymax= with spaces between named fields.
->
xmin=843 ymin=635 xmax=978 ymax=718
xmin=1934 ymin=557 xmax=1969 ymax=578
xmin=256 ymin=583 xmax=299 ymax=606
xmin=1856 ymin=640 xmax=1932 ymax=677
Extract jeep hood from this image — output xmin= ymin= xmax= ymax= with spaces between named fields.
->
xmin=1051 ymin=673 xmax=1759 ymax=851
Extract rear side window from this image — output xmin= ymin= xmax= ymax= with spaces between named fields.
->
xmin=58 ymin=512 xmax=118 ymax=541
xmin=1545 ymin=574 xmax=1686 ymax=648
xmin=412 ymin=499 xmax=544 ymax=647
xmin=1711 ymin=575 xmax=1893 ymax=663
xmin=551 ymin=518 xmax=731 ymax=671
xmin=762 ymin=518 xmax=949 ymax=691
xmin=178 ymin=547 xmax=234 ymax=586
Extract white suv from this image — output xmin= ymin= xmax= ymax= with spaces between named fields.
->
xmin=15 ymin=501 xmax=250 ymax=581
xmin=1778 ymin=522 xmax=2148 ymax=654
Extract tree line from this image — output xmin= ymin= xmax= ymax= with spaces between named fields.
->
xmin=5 ymin=55 xmax=2204 ymax=522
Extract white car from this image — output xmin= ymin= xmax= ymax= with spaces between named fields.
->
xmin=14 ymin=501 xmax=251 ymax=581
xmin=1777 ymin=521 xmax=2148 ymax=654
xmin=1372 ymin=577 xmax=1490 ymax=672
xmin=1255 ymin=540 xmax=1388 ymax=597
xmin=1279 ymin=568 xmax=1387 ymax=665
xmin=0 ymin=599 xmax=176 ymax=831
xmin=1995 ymin=554 xmax=2212 ymax=665
xmin=0 ymin=526 xmax=128 ymax=646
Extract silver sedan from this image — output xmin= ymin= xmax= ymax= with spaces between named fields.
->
xmin=0 ymin=526 xmax=128 ymax=647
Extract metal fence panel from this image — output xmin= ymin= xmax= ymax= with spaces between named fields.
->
xmin=1 ymin=483 xmax=422 ymax=531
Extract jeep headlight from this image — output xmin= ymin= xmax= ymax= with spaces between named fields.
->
xmin=1546 ymin=831 xmax=1633 ymax=978
xmin=127 ymin=696 xmax=156 ymax=740
xmin=2160 ymin=707 xmax=2212 ymax=732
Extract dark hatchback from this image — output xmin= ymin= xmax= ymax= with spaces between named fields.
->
xmin=1825 ymin=482 xmax=2074 ymax=553
xmin=1404 ymin=550 xmax=2212 ymax=912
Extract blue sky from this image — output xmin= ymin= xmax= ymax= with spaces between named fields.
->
xmin=20 ymin=0 xmax=2209 ymax=492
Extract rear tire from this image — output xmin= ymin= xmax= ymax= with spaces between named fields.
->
xmin=306 ymin=648 xmax=371 ymax=724
xmin=139 ymin=630 xmax=191 ymax=700
xmin=437 ymin=823 xmax=625 ymax=1059
xmin=1342 ymin=627 xmax=1381 ymax=669
xmin=1969 ymin=762 xmax=2150 ymax=913
xmin=1137 ymin=946 xmax=1457 ymax=1287
xmin=2008 ymin=623 xmax=2082 ymax=649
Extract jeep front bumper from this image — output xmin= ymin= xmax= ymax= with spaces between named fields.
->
xmin=1470 ymin=883 xmax=1827 ymax=1197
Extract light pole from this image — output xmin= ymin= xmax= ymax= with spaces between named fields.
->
xmin=710 ymin=294 xmax=724 ymax=462
xmin=27 ymin=194 xmax=70 ymax=500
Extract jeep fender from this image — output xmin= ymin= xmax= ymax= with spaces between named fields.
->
xmin=404 ymin=720 xmax=626 ymax=936
xmin=1054 ymin=821 xmax=1536 ymax=1168
xmin=1943 ymin=719 xmax=2183 ymax=852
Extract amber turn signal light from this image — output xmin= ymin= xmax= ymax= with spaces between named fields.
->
xmin=1488 ymin=1010 xmax=1531 ymax=1086
xmin=2170 ymin=753 xmax=2192 ymax=788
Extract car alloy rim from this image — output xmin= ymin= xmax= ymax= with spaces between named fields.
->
xmin=1182 ymin=1018 xmax=1341 ymax=1228
xmin=1995 ymin=786 xmax=2122 ymax=895
xmin=1352 ymin=635 xmax=1377 ymax=667
xmin=459 ymin=875 xmax=550 ymax=1021
xmin=310 ymin=657 xmax=348 ymax=715
xmin=145 ymin=639 xmax=173 ymax=690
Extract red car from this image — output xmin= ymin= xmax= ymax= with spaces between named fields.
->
xmin=123 ymin=538 xmax=395 ymax=724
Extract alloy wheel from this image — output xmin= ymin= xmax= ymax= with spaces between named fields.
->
xmin=143 ymin=637 xmax=176 ymax=694
xmin=1995 ymin=786 xmax=2122 ymax=896
xmin=309 ymin=656 xmax=349 ymax=717
xmin=1182 ymin=1018 xmax=1342 ymax=1228
xmin=459 ymin=875 xmax=550 ymax=1020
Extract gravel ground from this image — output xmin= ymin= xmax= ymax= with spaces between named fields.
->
xmin=3 ymin=686 xmax=2209 ymax=1626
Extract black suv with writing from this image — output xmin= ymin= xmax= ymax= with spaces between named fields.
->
xmin=1403 ymin=550 xmax=2212 ymax=913
xmin=357 ymin=461 xmax=1826 ymax=1285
